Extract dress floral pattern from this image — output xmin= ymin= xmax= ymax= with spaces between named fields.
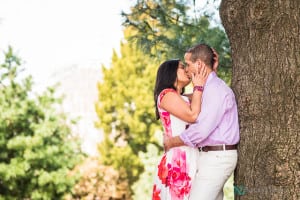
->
xmin=152 ymin=89 xmax=199 ymax=200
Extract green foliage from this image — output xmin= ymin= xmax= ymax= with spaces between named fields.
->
xmin=96 ymin=41 xmax=162 ymax=186
xmin=122 ymin=0 xmax=232 ymax=70
xmin=0 ymin=47 xmax=85 ymax=199
xmin=131 ymin=138 xmax=162 ymax=200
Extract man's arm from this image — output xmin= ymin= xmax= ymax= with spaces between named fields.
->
xmin=179 ymin=89 xmax=226 ymax=147
xmin=163 ymin=135 xmax=184 ymax=152
xmin=164 ymin=84 xmax=227 ymax=150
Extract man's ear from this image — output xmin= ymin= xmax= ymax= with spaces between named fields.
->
xmin=196 ymin=59 xmax=202 ymax=68
xmin=197 ymin=60 xmax=205 ymax=69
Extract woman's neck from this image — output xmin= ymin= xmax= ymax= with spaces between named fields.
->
xmin=176 ymin=86 xmax=183 ymax=94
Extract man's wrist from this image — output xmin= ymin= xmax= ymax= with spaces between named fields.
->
xmin=170 ymin=136 xmax=185 ymax=148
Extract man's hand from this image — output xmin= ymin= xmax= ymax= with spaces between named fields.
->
xmin=212 ymin=48 xmax=219 ymax=72
xmin=163 ymin=135 xmax=185 ymax=152
xmin=163 ymin=134 xmax=172 ymax=152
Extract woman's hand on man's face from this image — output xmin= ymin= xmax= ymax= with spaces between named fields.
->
xmin=191 ymin=63 xmax=208 ymax=86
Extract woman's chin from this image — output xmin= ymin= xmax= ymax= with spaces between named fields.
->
xmin=184 ymin=80 xmax=191 ymax=86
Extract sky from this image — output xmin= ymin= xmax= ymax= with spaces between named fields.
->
xmin=0 ymin=0 xmax=220 ymax=155
xmin=0 ymin=0 xmax=133 ymax=85
xmin=0 ymin=0 xmax=134 ymax=156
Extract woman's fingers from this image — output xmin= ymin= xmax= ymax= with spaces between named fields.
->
xmin=194 ymin=65 xmax=208 ymax=84
xmin=198 ymin=63 xmax=206 ymax=77
xmin=192 ymin=62 xmax=211 ymax=86
xmin=191 ymin=72 xmax=195 ymax=80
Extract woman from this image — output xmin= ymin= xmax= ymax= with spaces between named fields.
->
xmin=152 ymin=59 xmax=208 ymax=200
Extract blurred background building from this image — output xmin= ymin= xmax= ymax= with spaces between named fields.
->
xmin=50 ymin=65 xmax=103 ymax=156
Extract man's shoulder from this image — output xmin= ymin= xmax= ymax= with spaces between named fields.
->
xmin=209 ymin=75 xmax=231 ymax=89
xmin=206 ymin=75 xmax=235 ymax=97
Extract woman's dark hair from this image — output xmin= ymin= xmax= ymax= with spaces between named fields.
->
xmin=154 ymin=59 xmax=184 ymax=120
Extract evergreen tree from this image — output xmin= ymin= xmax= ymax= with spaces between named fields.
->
xmin=0 ymin=47 xmax=85 ymax=200
xmin=122 ymin=0 xmax=231 ymax=70
xmin=95 ymin=30 xmax=162 ymax=187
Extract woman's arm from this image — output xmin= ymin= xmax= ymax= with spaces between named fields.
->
xmin=160 ymin=65 xmax=208 ymax=123
xmin=182 ymin=93 xmax=192 ymax=102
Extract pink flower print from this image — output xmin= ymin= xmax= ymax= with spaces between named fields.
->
xmin=160 ymin=111 xmax=172 ymax=137
xmin=172 ymin=149 xmax=187 ymax=172
xmin=152 ymin=184 xmax=161 ymax=200
xmin=166 ymin=149 xmax=192 ymax=200
xmin=161 ymin=111 xmax=171 ymax=127
xmin=168 ymin=169 xmax=191 ymax=199
xmin=157 ymin=154 xmax=168 ymax=185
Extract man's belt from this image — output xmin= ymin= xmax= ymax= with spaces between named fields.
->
xmin=198 ymin=144 xmax=237 ymax=152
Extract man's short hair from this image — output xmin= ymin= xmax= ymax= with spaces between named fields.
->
xmin=186 ymin=43 xmax=214 ymax=68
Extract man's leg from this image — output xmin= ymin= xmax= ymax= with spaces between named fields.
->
xmin=216 ymin=190 xmax=224 ymax=200
xmin=189 ymin=150 xmax=237 ymax=200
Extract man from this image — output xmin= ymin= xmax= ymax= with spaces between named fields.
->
xmin=164 ymin=43 xmax=240 ymax=200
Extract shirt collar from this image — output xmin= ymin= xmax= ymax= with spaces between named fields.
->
xmin=205 ymin=71 xmax=217 ymax=86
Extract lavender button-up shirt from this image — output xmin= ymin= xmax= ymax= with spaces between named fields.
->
xmin=180 ymin=72 xmax=240 ymax=148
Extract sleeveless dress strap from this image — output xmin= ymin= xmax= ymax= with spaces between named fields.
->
xmin=157 ymin=88 xmax=177 ymax=109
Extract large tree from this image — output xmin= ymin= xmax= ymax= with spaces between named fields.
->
xmin=0 ymin=47 xmax=85 ymax=199
xmin=220 ymin=0 xmax=300 ymax=199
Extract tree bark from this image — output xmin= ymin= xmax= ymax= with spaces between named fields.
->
xmin=219 ymin=0 xmax=300 ymax=199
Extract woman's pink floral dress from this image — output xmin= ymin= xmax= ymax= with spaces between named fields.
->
xmin=152 ymin=88 xmax=199 ymax=200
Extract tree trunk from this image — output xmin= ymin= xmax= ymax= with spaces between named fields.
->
xmin=219 ymin=0 xmax=300 ymax=199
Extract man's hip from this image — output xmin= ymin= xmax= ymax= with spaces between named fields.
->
xmin=189 ymin=149 xmax=238 ymax=200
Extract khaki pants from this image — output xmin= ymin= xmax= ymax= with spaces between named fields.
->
xmin=189 ymin=150 xmax=238 ymax=200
